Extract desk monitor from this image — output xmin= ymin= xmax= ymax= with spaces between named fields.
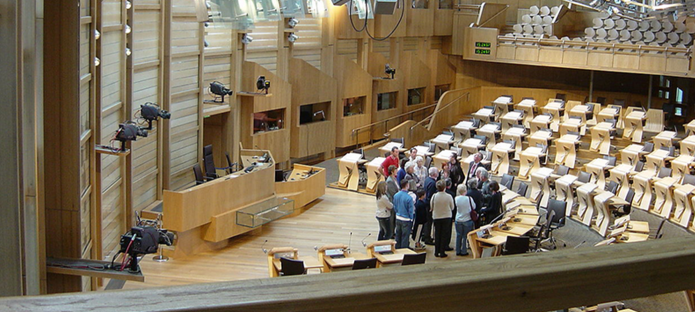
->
xmin=325 ymin=249 xmax=345 ymax=258
xmin=675 ymin=106 xmax=684 ymax=117
xmin=476 ymin=225 xmax=492 ymax=238
xmin=374 ymin=245 xmax=393 ymax=254
xmin=273 ymin=252 xmax=295 ymax=259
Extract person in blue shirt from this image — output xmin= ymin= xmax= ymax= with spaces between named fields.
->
xmin=393 ymin=179 xmax=415 ymax=249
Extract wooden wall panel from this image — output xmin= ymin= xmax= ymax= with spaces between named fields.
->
xmin=293 ymin=17 xmax=322 ymax=49
xmin=293 ymin=49 xmax=322 ymax=70
xmin=171 ymin=56 xmax=200 ymax=95
xmin=204 ymin=28 xmax=232 ymax=54
xmin=336 ymin=39 xmax=358 ymax=63
xmin=80 ymin=25 xmax=91 ymax=78
xmin=171 ymin=19 xmax=201 ymax=54
xmin=133 ymin=10 xmax=161 ymax=64
xmin=100 ymin=182 xmax=123 ymax=259
xmin=203 ymin=55 xmax=232 ymax=88
xmin=100 ymin=32 xmax=123 ymax=108
xmin=246 ymin=21 xmax=279 ymax=73
xmin=102 ymin=1 xmax=122 ymax=26
xmin=372 ymin=40 xmax=390 ymax=60
xmin=79 ymin=81 xmax=91 ymax=134
xmin=334 ymin=55 xmax=373 ymax=147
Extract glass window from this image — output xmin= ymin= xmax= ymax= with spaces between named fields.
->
xmin=412 ymin=0 xmax=428 ymax=8
xmin=676 ymin=87 xmax=684 ymax=104
xmin=343 ymin=96 xmax=365 ymax=116
xmin=408 ymin=87 xmax=425 ymax=106
xmin=377 ymin=92 xmax=397 ymax=111
xmin=299 ymin=102 xmax=330 ymax=125
xmin=434 ymin=84 xmax=450 ymax=102
xmin=253 ymin=109 xmax=285 ymax=133
xmin=438 ymin=0 xmax=452 ymax=9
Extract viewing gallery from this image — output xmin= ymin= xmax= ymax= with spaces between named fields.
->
xmin=5 ymin=0 xmax=695 ymax=310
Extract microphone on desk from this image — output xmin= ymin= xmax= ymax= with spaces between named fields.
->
xmin=574 ymin=241 xmax=587 ymax=249
xmin=261 ymin=240 xmax=268 ymax=254
xmin=347 ymin=232 xmax=353 ymax=254
xmin=361 ymin=233 xmax=371 ymax=247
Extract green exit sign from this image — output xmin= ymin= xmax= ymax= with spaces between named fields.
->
xmin=475 ymin=42 xmax=491 ymax=48
xmin=475 ymin=49 xmax=491 ymax=55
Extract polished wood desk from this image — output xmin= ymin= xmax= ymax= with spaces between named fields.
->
xmin=516 ymin=98 xmax=536 ymax=128
xmin=518 ymin=146 xmax=544 ymax=180
xmin=644 ymin=148 xmax=671 ymax=174
xmin=555 ymin=134 xmax=580 ymax=168
xmin=529 ymin=167 xmax=553 ymax=208
xmin=431 ymin=134 xmax=455 ymax=154
xmin=528 ymin=129 xmax=553 ymax=148
xmin=632 ymin=170 xmax=656 ymax=211
xmin=575 ymin=183 xmax=598 ymax=225
xmin=530 ymin=114 xmax=552 ymax=134
xmin=686 ymin=119 xmax=695 ymax=136
xmin=555 ymin=175 xmax=578 ymax=216
xmin=597 ymin=106 xmax=620 ymax=123
xmin=337 ymin=152 xmax=365 ymax=191
xmin=614 ymin=231 xmax=650 ymax=243
xmin=472 ymin=107 xmax=496 ymax=123
xmin=652 ymin=176 xmax=678 ymax=219
xmin=276 ymin=164 xmax=326 ymax=208
xmin=623 ymin=110 xmax=647 ymax=143
xmin=500 ymin=111 xmax=523 ymax=132
xmin=451 ymin=120 xmax=478 ymax=141
xmin=653 ymin=130 xmax=677 ymax=151
xmin=490 ymin=142 xmax=514 ymax=175
xmin=379 ymin=142 xmax=405 ymax=156
xmin=493 ymin=95 xmax=514 ymax=116
xmin=459 ymin=138 xmax=485 ymax=158
xmin=542 ymin=99 xmax=565 ymax=132
xmin=608 ymin=164 xmax=633 ymax=198
xmin=468 ymin=202 xmax=538 ymax=259
xmin=680 ymin=135 xmax=695 ymax=157
xmin=366 ymin=240 xmax=416 ymax=267
xmin=477 ymin=123 xmax=501 ymax=150
xmin=590 ymin=121 xmax=614 ymax=155
xmin=672 ymin=184 xmax=695 ymax=228
xmin=317 ymin=244 xmax=370 ymax=272
xmin=619 ymin=144 xmax=645 ymax=170
xmin=585 ymin=158 xmax=612 ymax=190
xmin=502 ymin=126 xmax=526 ymax=160
xmin=365 ymin=157 xmax=386 ymax=193
xmin=267 ymin=247 xmax=323 ymax=277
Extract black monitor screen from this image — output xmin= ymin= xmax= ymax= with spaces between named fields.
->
xmin=675 ymin=106 xmax=684 ymax=117
xmin=275 ymin=169 xmax=285 ymax=182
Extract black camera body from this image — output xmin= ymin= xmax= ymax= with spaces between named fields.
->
xmin=119 ymin=226 xmax=174 ymax=255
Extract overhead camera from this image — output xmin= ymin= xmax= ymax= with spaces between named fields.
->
xmin=257 ymin=76 xmax=271 ymax=94
xmin=115 ymin=121 xmax=147 ymax=151
xmin=241 ymin=33 xmax=253 ymax=44
xmin=139 ymin=102 xmax=171 ymax=130
xmin=287 ymin=33 xmax=299 ymax=43
xmin=209 ymin=81 xmax=234 ymax=103
xmin=117 ymin=226 xmax=174 ymax=273
xmin=385 ymin=64 xmax=396 ymax=79
xmin=287 ymin=17 xmax=299 ymax=28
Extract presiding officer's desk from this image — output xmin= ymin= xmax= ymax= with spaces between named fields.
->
xmin=267 ymin=247 xmax=323 ymax=277
xmin=317 ymin=244 xmax=370 ymax=272
xmin=467 ymin=200 xmax=538 ymax=259
xmin=275 ymin=164 xmax=326 ymax=208
xmin=366 ymin=240 xmax=416 ymax=267
xmin=163 ymin=149 xmax=283 ymax=258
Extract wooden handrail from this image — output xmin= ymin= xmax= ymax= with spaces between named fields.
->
xmin=3 ymin=237 xmax=695 ymax=311
xmin=350 ymin=103 xmax=437 ymax=145
xmin=476 ymin=4 xmax=508 ymax=28
xmin=410 ymin=91 xmax=469 ymax=131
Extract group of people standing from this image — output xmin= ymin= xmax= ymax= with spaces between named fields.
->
xmin=375 ymin=148 xmax=504 ymax=258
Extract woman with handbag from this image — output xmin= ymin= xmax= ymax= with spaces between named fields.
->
xmin=454 ymin=184 xmax=476 ymax=256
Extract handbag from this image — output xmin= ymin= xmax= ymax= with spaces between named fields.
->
xmin=468 ymin=197 xmax=478 ymax=222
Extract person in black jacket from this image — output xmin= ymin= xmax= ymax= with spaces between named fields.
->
xmin=480 ymin=181 xmax=502 ymax=225
xmin=422 ymin=167 xmax=439 ymax=245
xmin=465 ymin=179 xmax=484 ymax=228
xmin=411 ymin=190 xmax=428 ymax=249
xmin=448 ymin=153 xmax=465 ymax=190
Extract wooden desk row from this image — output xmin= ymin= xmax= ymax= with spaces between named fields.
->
xmin=266 ymin=240 xmax=418 ymax=277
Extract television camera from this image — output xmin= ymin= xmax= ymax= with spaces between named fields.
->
xmin=116 ymin=226 xmax=175 ymax=273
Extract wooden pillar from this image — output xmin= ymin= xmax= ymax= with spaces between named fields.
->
xmin=43 ymin=0 xmax=83 ymax=293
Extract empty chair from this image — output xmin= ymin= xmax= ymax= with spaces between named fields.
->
xmin=424 ymin=141 xmax=435 ymax=153
xmin=683 ymin=174 xmax=695 ymax=186
xmin=642 ymin=142 xmax=654 ymax=153
xmin=501 ymin=174 xmax=515 ymax=190
xmin=605 ymin=180 xmax=619 ymax=195
xmin=352 ymin=148 xmax=365 ymax=157
xmin=192 ymin=163 xmax=207 ymax=185
xmin=472 ymin=118 xmax=481 ymax=128
xmin=225 ymin=152 xmax=238 ymax=174
xmin=203 ymin=144 xmax=218 ymax=179
xmin=596 ymin=97 xmax=606 ymax=105
xmin=401 ymin=253 xmax=427 ymax=265
xmin=280 ymin=257 xmax=306 ymax=276
xmin=603 ymin=155 xmax=617 ymax=166
xmin=658 ymin=167 xmax=672 ymax=178
xmin=555 ymin=165 xmax=570 ymax=176
xmin=555 ymin=93 xmax=566 ymax=101
xmin=546 ymin=199 xmax=567 ymax=249
xmin=516 ymin=181 xmax=528 ymax=197
xmin=634 ymin=160 xmax=645 ymax=172
xmin=352 ymin=258 xmax=378 ymax=270
xmin=578 ymin=171 xmax=591 ymax=183
xmin=502 ymin=236 xmax=530 ymax=255
xmin=424 ymin=156 xmax=433 ymax=168
xmin=442 ymin=130 xmax=454 ymax=137
xmin=473 ymin=134 xmax=488 ymax=146
xmin=391 ymin=137 xmax=405 ymax=145
xmin=613 ymin=188 xmax=634 ymax=217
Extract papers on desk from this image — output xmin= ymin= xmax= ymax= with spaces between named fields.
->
xmin=517 ymin=99 xmax=536 ymax=107
xmin=454 ymin=120 xmax=475 ymax=129
xmin=533 ymin=115 xmax=553 ymax=123
xmin=474 ymin=108 xmax=494 ymax=116
xmin=341 ymin=152 xmax=364 ymax=162
xmin=493 ymin=96 xmax=513 ymax=104
xmin=480 ymin=124 xmax=501 ymax=132
xmin=502 ymin=111 xmax=523 ymax=120
xmin=433 ymin=134 xmax=454 ymax=143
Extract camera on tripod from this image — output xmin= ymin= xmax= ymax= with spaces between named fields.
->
xmin=117 ymin=226 xmax=174 ymax=273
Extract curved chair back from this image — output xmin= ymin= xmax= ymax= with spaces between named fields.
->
xmin=401 ymin=253 xmax=426 ymax=266
xmin=352 ymin=258 xmax=378 ymax=270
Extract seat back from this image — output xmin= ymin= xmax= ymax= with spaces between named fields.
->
xmin=683 ymin=174 xmax=695 ymax=186
xmin=401 ymin=253 xmax=427 ymax=265
xmin=658 ymin=167 xmax=672 ymax=178
xmin=503 ymin=139 xmax=515 ymax=149
xmin=577 ymin=171 xmax=591 ymax=183
xmin=472 ymin=118 xmax=481 ymax=127
xmin=634 ymin=161 xmax=645 ymax=172
xmin=203 ymin=144 xmax=217 ymax=179
xmin=503 ymin=236 xmax=530 ymax=255
xmin=606 ymin=181 xmax=619 ymax=194
xmin=555 ymin=165 xmax=570 ymax=176
xmin=501 ymin=174 xmax=514 ymax=190
xmin=516 ymin=182 xmax=528 ymax=197
xmin=424 ymin=156 xmax=433 ymax=168
xmin=391 ymin=137 xmax=405 ymax=145
xmin=473 ymin=135 xmax=487 ymax=146
xmin=225 ymin=152 xmax=236 ymax=173
xmin=603 ymin=155 xmax=617 ymax=166
xmin=280 ymin=257 xmax=305 ymax=276
xmin=352 ymin=148 xmax=365 ymax=159
xmin=547 ymin=198 xmax=567 ymax=228
xmin=642 ymin=142 xmax=654 ymax=153
xmin=352 ymin=258 xmax=378 ymax=270
xmin=596 ymin=97 xmax=606 ymax=105
xmin=555 ymin=93 xmax=566 ymax=101
xmin=193 ymin=163 xmax=205 ymax=185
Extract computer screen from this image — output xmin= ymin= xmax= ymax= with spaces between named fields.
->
xmin=275 ymin=169 xmax=285 ymax=182
xmin=675 ymin=106 xmax=683 ymax=117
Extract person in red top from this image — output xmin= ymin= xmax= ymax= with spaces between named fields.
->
xmin=381 ymin=146 xmax=400 ymax=178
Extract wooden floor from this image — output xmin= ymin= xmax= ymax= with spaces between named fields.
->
xmin=122 ymin=188 xmax=471 ymax=290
